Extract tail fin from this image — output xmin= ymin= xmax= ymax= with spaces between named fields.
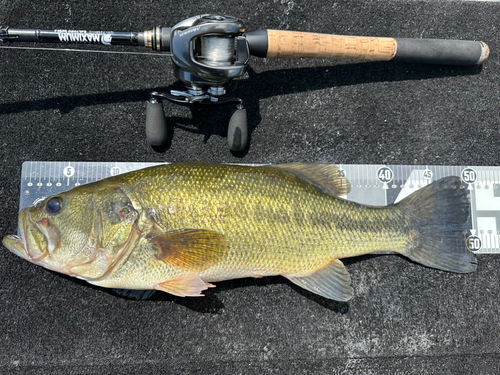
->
xmin=396 ymin=176 xmax=477 ymax=273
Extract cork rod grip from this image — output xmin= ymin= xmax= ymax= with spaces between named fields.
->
xmin=266 ymin=30 xmax=397 ymax=60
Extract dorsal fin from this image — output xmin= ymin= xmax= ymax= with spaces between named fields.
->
xmin=270 ymin=163 xmax=351 ymax=197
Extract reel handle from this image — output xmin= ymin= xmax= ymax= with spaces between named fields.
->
xmin=246 ymin=30 xmax=489 ymax=66
xmin=227 ymin=106 xmax=247 ymax=152
xmin=145 ymin=99 xmax=168 ymax=146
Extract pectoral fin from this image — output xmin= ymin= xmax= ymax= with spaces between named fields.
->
xmin=149 ymin=229 xmax=228 ymax=272
xmin=155 ymin=274 xmax=215 ymax=297
xmin=284 ymin=259 xmax=353 ymax=301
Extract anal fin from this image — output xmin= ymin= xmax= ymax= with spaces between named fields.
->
xmin=284 ymin=259 xmax=353 ymax=301
xmin=155 ymin=273 xmax=215 ymax=297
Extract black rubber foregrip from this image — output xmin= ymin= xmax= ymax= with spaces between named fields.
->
xmin=394 ymin=38 xmax=489 ymax=66
xmin=245 ymin=30 xmax=268 ymax=57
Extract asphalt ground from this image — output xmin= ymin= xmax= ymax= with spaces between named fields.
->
xmin=1 ymin=1 xmax=500 ymax=374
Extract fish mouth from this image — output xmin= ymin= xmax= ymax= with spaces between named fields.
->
xmin=3 ymin=208 xmax=29 ymax=260
xmin=2 ymin=209 xmax=50 ymax=263
xmin=2 ymin=235 xmax=28 ymax=259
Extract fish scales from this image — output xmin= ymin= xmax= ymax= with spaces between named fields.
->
xmin=3 ymin=163 xmax=477 ymax=301
xmin=123 ymin=164 xmax=409 ymax=279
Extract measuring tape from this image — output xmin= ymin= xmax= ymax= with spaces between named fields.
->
xmin=18 ymin=161 xmax=497 ymax=254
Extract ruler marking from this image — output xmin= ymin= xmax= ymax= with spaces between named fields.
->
xmin=47 ymin=162 xmax=52 ymax=187
xmin=37 ymin=162 xmax=42 ymax=187
xmin=29 ymin=162 xmax=33 ymax=186
xmin=66 ymin=163 xmax=70 ymax=186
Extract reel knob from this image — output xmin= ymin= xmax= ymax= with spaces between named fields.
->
xmin=145 ymin=98 xmax=168 ymax=146
xmin=227 ymin=105 xmax=247 ymax=151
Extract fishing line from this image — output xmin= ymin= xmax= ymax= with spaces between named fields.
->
xmin=0 ymin=45 xmax=172 ymax=56
xmin=199 ymin=36 xmax=235 ymax=65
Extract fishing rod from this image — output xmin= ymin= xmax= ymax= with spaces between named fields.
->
xmin=0 ymin=14 xmax=490 ymax=151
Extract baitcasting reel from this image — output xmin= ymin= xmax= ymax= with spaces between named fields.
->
xmin=0 ymin=14 xmax=490 ymax=151
xmin=143 ymin=15 xmax=253 ymax=151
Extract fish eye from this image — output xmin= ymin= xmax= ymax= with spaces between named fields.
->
xmin=46 ymin=197 xmax=62 ymax=214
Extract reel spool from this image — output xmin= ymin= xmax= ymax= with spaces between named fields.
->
xmin=199 ymin=35 xmax=236 ymax=66
xmin=145 ymin=14 xmax=249 ymax=151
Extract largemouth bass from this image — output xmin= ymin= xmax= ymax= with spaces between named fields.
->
xmin=3 ymin=163 xmax=477 ymax=301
